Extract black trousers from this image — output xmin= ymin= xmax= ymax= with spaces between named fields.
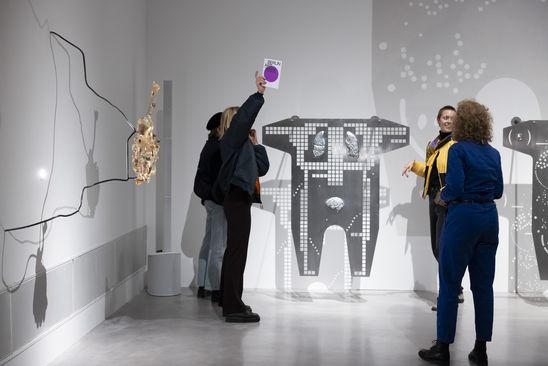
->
xmin=428 ymin=190 xmax=447 ymax=262
xmin=220 ymin=186 xmax=252 ymax=315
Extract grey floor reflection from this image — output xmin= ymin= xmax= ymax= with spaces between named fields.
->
xmin=272 ymin=290 xmax=367 ymax=303
xmin=49 ymin=288 xmax=548 ymax=366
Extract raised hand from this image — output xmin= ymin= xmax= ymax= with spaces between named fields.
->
xmin=255 ymin=71 xmax=266 ymax=94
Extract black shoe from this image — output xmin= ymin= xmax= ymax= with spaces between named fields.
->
xmin=211 ymin=290 xmax=221 ymax=303
xmin=197 ymin=287 xmax=206 ymax=298
xmin=217 ymin=297 xmax=251 ymax=312
xmin=418 ymin=340 xmax=450 ymax=364
xmin=225 ymin=309 xmax=260 ymax=323
xmin=222 ymin=304 xmax=252 ymax=315
xmin=468 ymin=340 xmax=488 ymax=365
xmin=468 ymin=349 xmax=488 ymax=365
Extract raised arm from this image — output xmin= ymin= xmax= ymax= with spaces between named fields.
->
xmin=223 ymin=72 xmax=266 ymax=148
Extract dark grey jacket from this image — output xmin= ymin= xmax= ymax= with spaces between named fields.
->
xmin=215 ymin=92 xmax=269 ymax=200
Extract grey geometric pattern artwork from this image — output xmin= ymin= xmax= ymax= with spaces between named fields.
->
xmin=503 ymin=118 xmax=548 ymax=280
xmin=497 ymin=183 xmax=544 ymax=295
xmin=263 ymin=117 xmax=409 ymax=277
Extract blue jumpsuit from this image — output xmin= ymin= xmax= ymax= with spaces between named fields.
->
xmin=437 ymin=140 xmax=503 ymax=343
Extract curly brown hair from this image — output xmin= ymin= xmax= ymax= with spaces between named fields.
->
xmin=452 ymin=99 xmax=493 ymax=143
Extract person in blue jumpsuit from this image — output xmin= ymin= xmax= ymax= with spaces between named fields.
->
xmin=419 ymin=99 xmax=503 ymax=365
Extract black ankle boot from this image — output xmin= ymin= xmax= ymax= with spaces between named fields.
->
xmin=468 ymin=339 xmax=488 ymax=365
xmin=211 ymin=290 xmax=221 ymax=303
xmin=418 ymin=340 xmax=450 ymax=364
xmin=197 ymin=286 xmax=206 ymax=298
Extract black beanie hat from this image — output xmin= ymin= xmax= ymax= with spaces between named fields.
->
xmin=206 ymin=112 xmax=222 ymax=130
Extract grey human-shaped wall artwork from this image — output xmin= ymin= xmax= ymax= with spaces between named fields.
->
xmin=503 ymin=118 xmax=548 ymax=280
xmin=263 ymin=117 xmax=409 ymax=277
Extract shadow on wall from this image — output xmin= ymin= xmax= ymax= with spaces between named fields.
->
xmin=84 ymin=111 xmax=100 ymax=218
xmin=386 ymin=176 xmax=436 ymax=293
xmin=28 ymin=40 xmax=104 ymax=326
xmin=180 ymin=193 xmax=207 ymax=287
xmin=54 ymin=36 xmax=101 ymax=218
xmin=2 ymin=0 xmax=140 ymax=337
xmin=1 ymin=35 xmax=108 ymax=329
xmin=1 ymin=226 xmax=49 ymax=329
xmin=33 ymin=238 xmax=47 ymax=327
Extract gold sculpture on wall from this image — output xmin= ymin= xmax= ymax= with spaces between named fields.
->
xmin=132 ymin=82 xmax=161 ymax=185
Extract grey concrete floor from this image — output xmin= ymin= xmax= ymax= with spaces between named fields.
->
xmin=50 ymin=289 xmax=548 ymax=366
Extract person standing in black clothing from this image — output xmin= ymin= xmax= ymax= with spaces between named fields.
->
xmin=193 ymin=112 xmax=226 ymax=302
xmin=215 ymin=72 xmax=269 ymax=323
xmin=402 ymin=105 xmax=464 ymax=310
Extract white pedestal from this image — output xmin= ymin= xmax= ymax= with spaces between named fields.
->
xmin=147 ymin=252 xmax=181 ymax=296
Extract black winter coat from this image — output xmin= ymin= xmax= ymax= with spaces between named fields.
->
xmin=193 ymin=134 xmax=222 ymax=204
xmin=214 ymin=92 xmax=269 ymax=202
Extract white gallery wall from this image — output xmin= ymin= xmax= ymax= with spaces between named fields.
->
xmin=147 ymin=0 xmax=548 ymax=294
xmin=146 ymin=0 xmax=378 ymax=290
xmin=0 ymin=1 xmax=150 ymax=365
xmin=0 ymin=1 xmax=547 ymax=365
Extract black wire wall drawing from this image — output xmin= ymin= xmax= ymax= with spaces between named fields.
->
xmin=1 ymin=27 xmax=158 ymax=298
xmin=4 ymin=31 xmax=137 ymax=234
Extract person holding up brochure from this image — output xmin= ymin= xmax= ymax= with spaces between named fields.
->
xmin=214 ymin=72 xmax=270 ymax=323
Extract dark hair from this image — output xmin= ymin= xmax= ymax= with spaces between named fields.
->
xmin=436 ymin=105 xmax=456 ymax=121
xmin=206 ymin=112 xmax=222 ymax=131
xmin=452 ymin=99 xmax=493 ymax=143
